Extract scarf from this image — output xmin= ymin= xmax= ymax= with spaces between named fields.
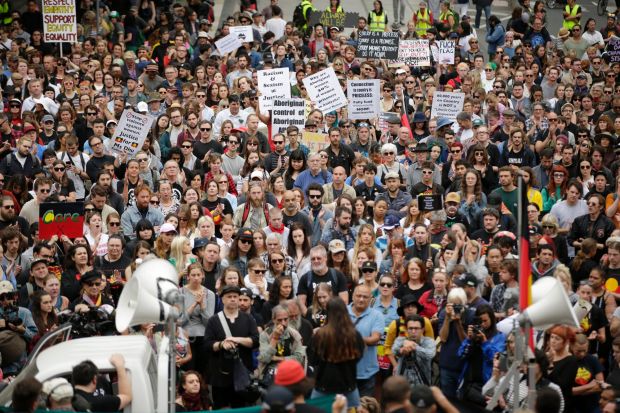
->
xmin=82 ymin=293 xmax=102 ymax=307
xmin=269 ymin=224 xmax=285 ymax=234
xmin=180 ymin=392 xmax=205 ymax=411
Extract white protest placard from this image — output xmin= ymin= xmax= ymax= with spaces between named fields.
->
xmin=257 ymin=68 xmax=291 ymax=110
xmin=302 ymin=67 xmax=347 ymax=113
xmin=110 ymin=110 xmax=155 ymax=156
xmin=433 ymin=40 xmax=455 ymax=65
xmin=347 ymin=79 xmax=380 ymax=120
xmin=431 ymin=91 xmax=465 ymax=120
xmin=42 ymin=0 xmax=77 ymax=42
xmin=229 ymin=25 xmax=254 ymax=43
xmin=215 ymin=33 xmax=243 ymax=55
xmin=397 ymin=39 xmax=430 ymax=66
xmin=272 ymin=98 xmax=306 ymax=133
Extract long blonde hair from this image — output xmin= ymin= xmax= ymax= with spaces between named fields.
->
xmin=170 ymin=236 xmax=191 ymax=275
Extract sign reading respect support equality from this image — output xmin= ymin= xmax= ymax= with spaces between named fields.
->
xmin=347 ymin=79 xmax=380 ymax=120
xmin=430 ymin=91 xmax=465 ymax=120
xmin=356 ymin=31 xmax=400 ymax=59
xmin=257 ymin=68 xmax=291 ymax=110
xmin=302 ymin=67 xmax=347 ymax=113
xmin=272 ymin=99 xmax=306 ymax=133
xmin=110 ymin=110 xmax=155 ymax=157
xmin=42 ymin=0 xmax=77 ymax=42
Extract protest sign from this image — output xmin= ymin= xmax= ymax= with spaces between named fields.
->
xmin=357 ymin=31 xmax=400 ymax=59
xmin=215 ymin=33 xmax=243 ymax=55
xmin=42 ymin=0 xmax=77 ymax=42
xmin=110 ymin=110 xmax=155 ymax=156
xmin=302 ymin=131 xmax=328 ymax=153
xmin=347 ymin=79 xmax=380 ymax=120
xmin=378 ymin=112 xmax=398 ymax=134
xmin=229 ymin=25 xmax=254 ymax=43
xmin=433 ymin=40 xmax=455 ymax=65
xmin=257 ymin=68 xmax=291 ymax=110
xmin=272 ymin=99 xmax=306 ymax=133
xmin=396 ymin=40 xmax=430 ymax=66
xmin=431 ymin=91 xmax=465 ymax=120
xmin=39 ymin=202 xmax=84 ymax=239
xmin=308 ymin=11 xmax=359 ymax=27
xmin=609 ymin=39 xmax=620 ymax=63
xmin=302 ymin=67 xmax=347 ymax=113
xmin=418 ymin=195 xmax=443 ymax=211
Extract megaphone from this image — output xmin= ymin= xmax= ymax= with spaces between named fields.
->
xmin=115 ymin=259 xmax=180 ymax=332
xmin=519 ymin=276 xmax=579 ymax=329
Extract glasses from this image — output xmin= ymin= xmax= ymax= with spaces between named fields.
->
xmin=384 ymin=152 xmax=394 ymax=156
xmin=405 ymin=81 xmax=415 ymax=84
xmin=247 ymin=142 xmax=258 ymax=146
xmin=379 ymin=282 xmax=393 ymax=287
xmin=200 ymin=127 xmax=211 ymax=132
xmin=415 ymin=95 xmax=423 ymax=99
xmin=182 ymin=144 xmax=192 ymax=148
xmin=86 ymin=112 xmax=97 ymax=116
xmin=84 ymin=207 xmax=95 ymax=212
xmin=451 ymin=149 xmax=461 ymax=154
xmin=362 ymin=268 xmax=375 ymax=273
xmin=252 ymin=269 xmax=266 ymax=274
xmin=273 ymin=141 xmax=284 ymax=144
xmin=39 ymin=188 xmax=51 ymax=193
xmin=196 ymin=94 xmax=206 ymax=98
xmin=608 ymin=73 xmax=616 ymax=77
xmin=581 ymin=165 xmax=591 ymax=169
xmin=422 ymin=170 xmax=433 ymax=175
xmin=150 ymin=200 xmax=160 ymax=205
xmin=239 ymin=239 xmax=252 ymax=245
xmin=553 ymin=173 xmax=564 ymax=177
xmin=470 ymin=40 xmax=478 ymax=44
xmin=54 ymin=167 xmax=65 ymax=172
xmin=542 ymin=225 xmax=555 ymax=229
xmin=485 ymin=68 xmax=493 ymax=72
xmin=271 ymin=259 xmax=284 ymax=264
xmin=9 ymin=104 xmax=20 ymax=108
xmin=605 ymin=90 xmax=613 ymax=94
xmin=108 ymin=221 xmax=121 ymax=227
xmin=308 ymin=194 xmax=322 ymax=199
xmin=587 ymin=202 xmax=599 ymax=207
xmin=2 ymin=205 xmax=14 ymax=209
xmin=137 ymin=158 xmax=148 ymax=162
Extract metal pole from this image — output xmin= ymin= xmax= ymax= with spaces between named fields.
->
xmin=527 ymin=321 xmax=537 ymax=410
xmin=167 ymin=316 xmax=176 ymax=413
xmin=512 ymin=175 xmax=525 ymax=410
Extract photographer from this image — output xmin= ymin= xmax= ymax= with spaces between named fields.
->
xmin=0 ymin=280 xmax=37 ymax=375
xmin=457 ymin=304 xmax=506 ymax=408
xmin=437 ymin=287 xmax=474 ymax=398
xmin=392 ymin=314 xmax=436 ymax=386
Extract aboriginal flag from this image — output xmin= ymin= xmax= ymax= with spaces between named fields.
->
xmin=519 ymin=177 xmax=532 ymax=310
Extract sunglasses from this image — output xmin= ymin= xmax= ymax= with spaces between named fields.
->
xmin=379 ymin=282 xmax=393 ymax=287
xmin=150 ymin=200 xmax=160 ymax=205
xmin=451 ymin=149 xmax=461 ymax=154
xmin=200 ymin=128 xmax=211 ymax=131
xmin=2 ymin=205 xmax=13 ymax=209
xmin=229 ymin=140 xmax=238 ymax=144
xmin=53 ymin=167 xmax=65 ymax=172
xmin=239 ymin=239 xmax=253 ymax=244
xmin=581 ymin=165 xmax=591 ymax=169
xmin=137 ymin=158 xmax=148 ymax=162
xmin=86 ymin=112 xmax=97 ymax=116
xmin=108 ymin=221 xmax=120 ymax=227
xmin=271 ymin=259 xmax=284 ymax=264
xmin=252 ymin=269 xmax=266 ymax=274
xmin=84 ymin=207 xmax=95 ymax=212
xmin=182 ymin=145 xmax=192 ymax=148
xmin=39 ymin=188 xmax=51 ymax=193
xmin=273 ymin=141 xmax=284 ymax=144
xmin=362 ymin=268 xmax=376 ymax=273
xmin=542 ymin=225 xmax=555 ymax=229
xmin=247 ymin=142 xmax=258 ymax=146
xmin=384 ymin=152 xmax=395 ymax=156
xmin=308 ymin=194 xmax=322 ymax=199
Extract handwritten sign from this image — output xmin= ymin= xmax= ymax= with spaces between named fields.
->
xmin=397 ymin=39 xmax=430 ymax=66
xmin=272 ymin=98 xmax=306 ymax=133
xmin=357 ymin=31 xmax=400 ymax=59
xmin=433 ymin=40 xmax=455 ymax=65
xmin=348 ymin=79 xmax=380 ymax=120
xmin=302 ymin=67 xmax=347 ymax=113
xmin=308 ymin=11 xmax=359 ymax=28
xmin=39 ymin=202 xmax=84 ymax=239
xmin=229 ymin=25 xmax=254 ymax=43
xmin=302 ymin=131 xmax=329 ymax=153
xmin=42 ymin=0 xmax=77 ymax=42
xmin=215 ymin=33 xmax=243 ymax=55
xmin=110 ymin=110 xmax=155 ymax=156
xmin=257 ymin=68 xmax=291 ymax=110
xmin=609 ymin=39 xmax=620 ymax=63
xmin=431 ymin=91 xmax=465 ymax=120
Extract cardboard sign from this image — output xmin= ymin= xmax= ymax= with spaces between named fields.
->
xmin=39 ymin=202 xmax=84 ymax=239
xmin=272 ymin=98 xmax=306 ymax=133
xmin=229 ymin=25 xmax=254 ymax=43
xmin=418 ymin=195 xmax=443 ymax=211
xmin=609 ymin=39 xmax=620 ymax=63
xmin=397 ymin=39 xmax=430 ymax=66
xmin=301 ymin=131 xmax=328 ymax=153
xmin=357 ymin=31 xmax=400 ymax=59
xmin=347 ymin=79 xmax=380 ymax=120
xmin=42 ymin=0 xmax=77 ymax=42
xmin=215 ymin=33 xmax=243 ymax=55
xmin=257 ymin=68 xmax=291 ymax=110
xmin=430 ymin=91 xmax=465 ymax=120
xmin=110 ymin=110 xmax=155 ymax=156
xmin=308 ymin=11 xmax=359 ymax=28
xmin=302 ymin=67 xmax=347 ymax=113
xmin=433 ymin=40 xmax=455 ymax=65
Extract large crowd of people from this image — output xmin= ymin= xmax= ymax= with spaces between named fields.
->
xmin=0 ymin=0 xmax=618 ymax=411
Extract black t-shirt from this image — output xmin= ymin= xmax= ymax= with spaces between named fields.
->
xmin=74 ymin=388 xmax=121 ymax=412
xmin=283 ymin=212 xmax=313 ymax=238
xmin=297 ymin=269 xmax=348 ymax=304
xmin=201 ymin=197 xmax=233 ymax=217
xmin=194 ymin=139 xmax=224 ymax=160
xmin=573 ymin=354 xmax=603 ymax=412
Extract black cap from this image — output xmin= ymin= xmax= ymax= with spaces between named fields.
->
xmin=455 ymin=273 xmax=479 ymax=288
xmin=220 ymin=285 xmax=242 ymax=297
xmin=239 ymin=287 xmax=254 ymax=299
xmin=410 ymin=385 xmax=435 ymax=409
xmin=79 ymin=270 xmax=102 ymax=285
xmin=192 ymin=237 xmax=209 ymax=253
xmin=237 ymin=228 xmax=254 ymax=240
xmin=361 ymin=261 xmax=377 ymax=271
xmin=398 ymin=295 xmax=423 ymax=316
xmin=262 ymin=386 xmax=295 ymax=412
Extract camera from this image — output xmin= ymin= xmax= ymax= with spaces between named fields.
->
xmin=58 ymin=307 xmax=116 ymax=338
xmin=453 ymin=304 xmax=463 ymax=314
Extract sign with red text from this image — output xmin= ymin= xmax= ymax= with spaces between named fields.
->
xmin=42 ymin=0 xmax=77 ymax=42
xmin=39 ymin=202 xmax=84 ymax=239
xmin=397 ymin=40 xmax=431 ymax=66
xmin=302 ymin=67 xmax=347 ymax=113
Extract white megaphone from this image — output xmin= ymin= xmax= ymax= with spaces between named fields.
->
xmin=116 ymin=258 xmax=180 ymax=332
xmin=519 ymin=276 xmax=579 ymax=329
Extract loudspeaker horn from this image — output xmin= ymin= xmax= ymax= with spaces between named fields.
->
xmin=115 ymin=258 xmax=180 ymax=332
xmin=519 ymin=276 xmax=579 ymax=329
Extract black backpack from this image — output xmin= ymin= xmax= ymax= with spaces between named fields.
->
xmin=293 ymin=3 xmax=306 ymax=28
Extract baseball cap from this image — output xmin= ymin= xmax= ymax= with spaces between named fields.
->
xmin=42 ymin=114 xmax=54 ymax=123
xmin=159 ymin=222 xmax=178 ymax=234
xmin=237 ymin=227 xmax=254 ymax=240
xmin=274 ymin=360 xmax=306 ymax=386
xmin=328 ymin=239 xmax=346 ymax=254
xmin=410 ymin=385 xmax=435 ymax=409
xmin=192 ymin=237 xmax=209 ymax=253
xmin=0 ymin=280 xmax=13 ymax=294
xmin=455 ymin=273 xmax=479 ymax=287
xmin=395 ymin=68 xmax=407 ymax=75
xmin=262 ymin=386 xmax=295 ymax=412
xmin=23 ymin=125 xmax=37 ymax=134
xmin=382 ymin=214 xmax=401 ymax=230
xmin=239 ymin=287 xmax=254 ymax=299
xmin=384 ymin=171 xmax=400 ymax=180
xmin=106 ymin=119 xmax=118 ymax=128
xmin=445 ymin=192 xmax=461 ymax=204
xmin=42 ymin=378 xmax=74 ymax=402
xmin=136 ymin=101 xmax=148 ymax=113
xmin=361 ymin=261 xmax=377 ymax=271
xmin=250 ymin=170 xmax=263 ymax=180
xmin=220 ymin=285 xmax=241 ymax=297
xmin=197 ymin=31 xmax=209 ymax=39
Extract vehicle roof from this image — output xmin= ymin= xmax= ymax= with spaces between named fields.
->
xmin=35 ymin=335 xmax=153 ymax=381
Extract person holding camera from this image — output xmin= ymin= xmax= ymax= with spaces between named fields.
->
xmin=0 ymin=280 xmax=37 ymax=375
xmin=456 ymin=304 xmax=506 ymax=408
xmin=437 ymin=287 xmax=475 ymax=398
xmin=392 ymin=314 xmax=436 ymax=387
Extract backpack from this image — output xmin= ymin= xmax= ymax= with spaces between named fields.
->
xmin=293 ymin=3 xmax=306 ymax=28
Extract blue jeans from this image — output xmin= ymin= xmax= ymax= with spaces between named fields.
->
xmin=475 ymin=5 xmax=491 ymax=28
xmin=357 ymin=375 xmax=376 ymax=398
xmin=440 ymin=369 xmax=461 ymax=398
xmin=311 ymin=388 xmax=361 ymax=408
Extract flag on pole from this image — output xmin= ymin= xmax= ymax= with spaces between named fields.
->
xmin=519 ymin=176 xmax=532 ymax=310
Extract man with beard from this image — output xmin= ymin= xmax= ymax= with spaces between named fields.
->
xmin=160 ymin=107 xmax=185 ymax=159
xmin=0 ymin=136 xmax=41 ymax=180
xmin=471 ymin=208 xmax=501 ymax=254
xmin=284 ymin=299 xmax=313 ymax=346
xmin=0 ymin=196 xmax=29 ymax=236
xmin=86 ymin=136 xmax=122 ymax=182
xmin=195 ymin=240 xmax=222 ymax=292
xmin=320 ymin=206 xmax=357 ymax=250
xmin=297 ymin=245 xmax=349 ymax=314
xmin=120 ymin=185 xmax=164 ymax=239
xmin=94 ymin=171 xmax=124 ymax=214
xmin=376 ymin=172 xmax=412 ymax=219
xmin=17 ymin=258 xmax=49 ymax=307
xmin=238 ymin=287 xmax=264 ymax=329
xmin=234 ymin=183 xmax=271 ymax=230
xmin=282 ymin=190 xmax=313 ymax=237
xmin=443 ymin=193 xmax=469 ymax=228
xmin=302 ymin=184 xmax=333 ymax=247
xmin=20 ymin=178 xmax=52 ymax=226
xmin=569 ymin=193 xmax=614 ymax=261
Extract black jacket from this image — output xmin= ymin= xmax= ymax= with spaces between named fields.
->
xmin=568 ymin=213 xmax=615 ymax=259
